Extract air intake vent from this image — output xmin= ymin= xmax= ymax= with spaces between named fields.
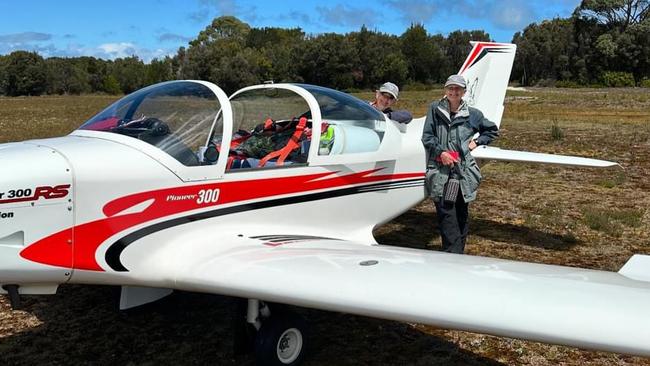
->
xmin=0 ymin=231 xmax=25 ymax=247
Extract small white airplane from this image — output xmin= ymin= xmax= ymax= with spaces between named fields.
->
xmin=1 ymin=42 xmax=647 ymax=365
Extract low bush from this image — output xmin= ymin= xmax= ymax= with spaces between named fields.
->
xmin=534 ymin=78 xmax=556 ymax=87
xmin=600 ymin=71 xmax=635 ymax=87
xmin=582 ymin=208 xmax=644 ymax=237
xmin=555 ymin=80 xmax=582 ymax=88
xmin=550 ymin=120 xmax=564 ymax=141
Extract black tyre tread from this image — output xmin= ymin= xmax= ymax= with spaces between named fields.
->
xmin=254 ymin=312 xmax=308 ymax=366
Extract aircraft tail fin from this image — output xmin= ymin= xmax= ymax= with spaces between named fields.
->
xmin=458 ymin=42 xmax=517 ymax=128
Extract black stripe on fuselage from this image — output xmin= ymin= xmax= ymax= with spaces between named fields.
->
xmin=104 ymin=178 xmax=424 ymax=271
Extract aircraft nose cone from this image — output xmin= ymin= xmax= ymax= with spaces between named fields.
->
xmin=0 ymin=142 xmax=74 ymax=284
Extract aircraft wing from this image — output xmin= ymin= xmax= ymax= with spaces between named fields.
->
xmin=471 ymin=145 xmax=618 ymax=167
xmin=149 ymin=235 xmax=650 ymax=356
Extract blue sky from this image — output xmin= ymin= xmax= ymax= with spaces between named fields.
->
xmin=0 ymin=0 xmax=580 ymax=62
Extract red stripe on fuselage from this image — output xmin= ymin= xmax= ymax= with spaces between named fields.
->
xmin=20 ymin=170 xmax=424 ymax=271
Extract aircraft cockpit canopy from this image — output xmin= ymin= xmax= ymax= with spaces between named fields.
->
xmin=297 ymin=84 xmax=384 ymax=123
xmin=296 ymin=84 xmax=386 ymax=156
xmin=76 ymin=80 xmax=396 ymax=179
xmin=78 ymin=81 xmax=224 ymax=167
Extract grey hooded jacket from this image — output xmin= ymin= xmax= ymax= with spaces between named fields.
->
xmin=422 ymin=97 xmax=499 ymax=202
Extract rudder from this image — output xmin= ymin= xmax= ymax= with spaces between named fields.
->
xmin=458 ymin=42 xmax=516 ymax=128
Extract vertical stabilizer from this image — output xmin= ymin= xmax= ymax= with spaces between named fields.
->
xmin=458 ymin=42 xmax=516 ymax=128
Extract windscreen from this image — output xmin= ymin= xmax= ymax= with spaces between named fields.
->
xmin=79 ymin=81 xmax=223 ymax=166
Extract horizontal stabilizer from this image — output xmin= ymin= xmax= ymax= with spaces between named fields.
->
xmin=471 ymin=145 xmax=618 ymax=167
xmin=619 ymin=255 xmax=650 ymax=282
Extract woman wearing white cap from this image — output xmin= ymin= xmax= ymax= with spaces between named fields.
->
xmin=422 ymin=74 xmax=499 ymax=254
xmin=369 ymin=82 xmax=413 ymax=124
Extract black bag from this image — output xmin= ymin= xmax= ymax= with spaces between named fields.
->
xmin=443 ymin=165 xmax=461 ymax=204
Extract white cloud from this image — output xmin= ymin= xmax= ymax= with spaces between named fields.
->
xmin=158 ymin=33 xmax=193 ymax=43
xmin=93 ymin=42 xmax=174 ymax=61
xmin=385 ymin=0 xmax=539 ymax=31
xmin=489 ymin=0 xmax=536 ymax=29
xmin=0 ymin=32 xmax=52 ymax=43
xmin=316 ymin=5 xmax=379 ymax=28
xmin=189 ymin=0 xmax=258 ymax=24
xmin=385 ymin=1 xmax=439 ymax=24
xmin=200 ymin=0 xmax=238 ymax=14
xmin=98 ymin=42 xmax=138 ymax=58
xmin=0 ymin=38 xmax=176 ymax=63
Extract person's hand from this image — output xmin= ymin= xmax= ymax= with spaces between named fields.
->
xmin=468 ymin=139 xmax=478 ymax=151
xmin=439 ymin=151 xmax=458 ymax=166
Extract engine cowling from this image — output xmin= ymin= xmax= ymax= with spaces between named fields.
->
xmin=0 ymin=142 xmax=74 ymax=292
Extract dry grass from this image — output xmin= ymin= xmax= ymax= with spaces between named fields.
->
xmin=1 ymin=88 xmax=650 ymax=365
xmin=0 ymin=95 xmax=118 ymax=143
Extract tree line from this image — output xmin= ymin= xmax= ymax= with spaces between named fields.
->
xmin=512 ymin=0 xmax=650 ymax=86
xmin=0 ymin=0 xmax=648 ymax=96
xmin=0 ymin=17 xmax=489 ymax=96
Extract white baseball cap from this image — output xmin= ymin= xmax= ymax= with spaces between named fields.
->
xmin=445 ymin=74 xmax=466 ymax=88
xmin=378 ymin=82 xmax=399 ymax=99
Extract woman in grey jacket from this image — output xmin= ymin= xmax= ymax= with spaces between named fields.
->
xmin=422 ymin=75 xmax=499 ymax=253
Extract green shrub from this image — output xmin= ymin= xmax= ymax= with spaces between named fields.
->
xmin=102 ymin=75 xmax=122 ymax=95
xmin=641 ymin=78 xmax=650 ymax=88
xmin=595 ymin=172 xmax=626 ymax=188
xmin=600 ymin=71 xmax=635 ymax=87
xmin=550 ymin=120 xmax=564 ymax=141
xmin=535 ymin=78 xmax=556 ymax=87
xmin=582 ymin=209 xmax=622 ymax=236
xmin=582 ymin=208 xmax=644 ymax=236
xmin=555 ymin=80 xmax=581 ymax=88
xmin=609 ymin=209 xmax=644 ymax=228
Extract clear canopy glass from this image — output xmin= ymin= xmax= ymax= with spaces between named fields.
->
xmin=79 ymin=81 xmax=223 ymax=167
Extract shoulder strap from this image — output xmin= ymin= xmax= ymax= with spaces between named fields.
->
xmin=259 ymin=117 xmax=308 ymax=167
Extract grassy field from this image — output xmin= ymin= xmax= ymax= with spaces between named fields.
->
xmin=1 ymin=88 xmax=649 ymax=365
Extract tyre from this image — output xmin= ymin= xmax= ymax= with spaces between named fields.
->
xmin=254 ymin=312 xmax=308 ymax=366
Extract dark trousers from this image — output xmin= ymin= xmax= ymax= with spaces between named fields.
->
xmin=434 ymin=193 xmax=469 ymax=254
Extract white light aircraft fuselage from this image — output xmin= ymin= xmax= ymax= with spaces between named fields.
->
xmin=0 ymin=43 xmax=647 ymax=365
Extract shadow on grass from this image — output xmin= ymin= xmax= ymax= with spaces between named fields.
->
xmin=471 ymin=218 xmax=580 ymax=250
xmin=0 ymin=285 xmax=504 ymax=366
xmin=375 ymin=209 xmax=580 ymax=251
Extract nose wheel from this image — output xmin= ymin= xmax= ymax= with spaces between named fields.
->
xmin=235 ymin=299 xmax=308 ymax=366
